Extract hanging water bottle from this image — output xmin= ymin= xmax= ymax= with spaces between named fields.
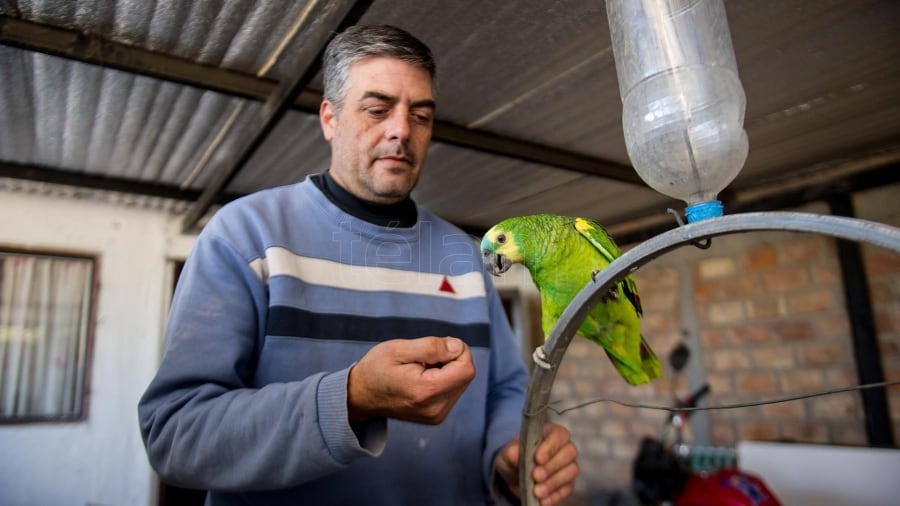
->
xmin=606 ymin=0 xmax=749 ymax=222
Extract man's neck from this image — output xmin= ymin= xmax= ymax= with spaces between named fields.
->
xmin=311 ymin=171 xmax=418 ymax=227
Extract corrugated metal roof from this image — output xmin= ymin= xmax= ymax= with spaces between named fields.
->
xmin=1 ymin=0 xmax=899 ymax=238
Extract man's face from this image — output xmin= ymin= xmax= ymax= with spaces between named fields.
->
xmin=320 ymin=57 xmax=435 ymax=205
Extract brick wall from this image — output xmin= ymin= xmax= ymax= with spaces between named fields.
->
xmin=545 ymin=188 xmax=900 ymax=498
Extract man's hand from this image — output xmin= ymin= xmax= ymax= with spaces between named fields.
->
xmin=495 ymin=423 xmax=579 ymax=506
xmin=347 ymin=336 xmax=476 ymax=424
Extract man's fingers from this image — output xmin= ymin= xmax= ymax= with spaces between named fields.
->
xmin=535 ymin=424 xmax=570 ymax=465
xmin=534 ymin=438 xmax=578 ymax=480
xmin=530 ymin=423 xmax=578 ymax=506
xmin=391 ymin=336 xmax=465 ymax=365
xmin=538 ymin=480 xmax=576 ymax=506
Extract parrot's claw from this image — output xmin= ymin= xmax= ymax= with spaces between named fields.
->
xmin=602 ymin=287 xmax=619 ymax=302
xmin=532 ymin=346 xmax=553 ymax=370
xmin=590 ymin=270 xmax=620 ymax=302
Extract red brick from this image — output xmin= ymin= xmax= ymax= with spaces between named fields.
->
xmin=811 ymin=263 xmax=841 ymax=286
xmin=601 ymin=419 xmax=628 ymax=438
xmin=737 ymin=372 xmax=779 ymax=394
xmin=781 ymin=422 xmax=829 ymax=443
xmin=830 ymin=424 xmax=867 ymax=445
xmin=780 ymin=238 xmax=824 ymax=264
xmin=764 ymin=267 xmax=809 ymax=292
xmin=813 ymin=314 xmax=851 ymax=339
xmin=701 ymin=328 xmax=727 ymax=349
xmin=629 ymin=419 xmax=661 ymax=439
xmin=810 ymin=394 xmax=861 ymax=420
xmin=694 ymin=280 xmax=719 ymax=302
xmin=698 ymin=257 xmax=737 ymax=280
xmin=723 ymin=274 xmax=762 ymax=298
xmin=641 ymin=311 xmax=674 ymax=333
xmin=584 ymin=437 xmax=610 ymax=457
xmin=602 ymin=461 xmax=632 ymax=485
xmin=707 ymin=300 xmax=745 ymax=325
xmin=890 ymin=392 xmax=900 ymax=421
xmin=739 ymin=421 xmax=780 ymax=441
xmin=745 ymin=296 xmax=788 ymax=319
xmin=741 ymin=245 xmax=778 ymax=272
xmin=825 ymin=368 xmax=858 ymax=388
xmin=780 ymin=369 xmax=825 ymax=393
xmin=608 ymin=403 xmax=641 ymax=418
xmin=772 ymin=320 xmax=815 ymax=341
xmin=875 ymin=309 xmax=900 ymax=335
xmin=711 ymin=349 xmax=752 ymax=371
xmin=867 ymin=280 xmax=894 ymax=302
xmin=729 ymin=325 xmax=772 ymax=345
xmin=761 ymin=400 xmax=806 ymax=419
xmin=798 ymin=343 xmax=845 ymax=366
xmin=707 ymin=373 xmax=733 ymax=395
xmin=640 ymin=289 xmax=678 ymax=312
xmin=751 ymin=346 xmax=796 ymax=369
xmin=634 ymin=266 xmax=678 ymax=290
xmin=712 ymin=424 xmax=737 ymax=446
xmin=611 ymin=439 xmax=638 ymax=460
xmin=878 ymin=335 xmax=899 ymax=359
xmin=788 ymin=289 xmax=835 ymax=314
xmin=864 ymin=249 xmax=900 ymax=276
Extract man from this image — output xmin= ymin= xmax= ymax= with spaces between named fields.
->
xmin=139 ymin=25 xmax=578 ymax=505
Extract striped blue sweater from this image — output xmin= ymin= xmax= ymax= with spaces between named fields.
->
xmin=139 ymin=177 xmax=528 ymax=505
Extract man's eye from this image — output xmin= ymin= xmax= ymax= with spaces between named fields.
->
xmin=366 ymin=108 xmax=389 ymax=117
xmin=412 ymin=113 xmax=432 ymax=125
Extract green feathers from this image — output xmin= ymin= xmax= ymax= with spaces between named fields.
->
xmin=481 ymin=214 xmax=662 ymax=386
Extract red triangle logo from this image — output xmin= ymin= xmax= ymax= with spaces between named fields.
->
xmin=439 ymin=276 xmax=456 ymax=294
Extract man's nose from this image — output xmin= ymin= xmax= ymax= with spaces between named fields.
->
xmin=385 ymin=109 xmax=411 ymax=142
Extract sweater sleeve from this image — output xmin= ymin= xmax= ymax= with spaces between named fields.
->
xmin=480 ymin=277 xmax=530 ymax=504
xmin=137 ymin=231 xmax=385 ymax=491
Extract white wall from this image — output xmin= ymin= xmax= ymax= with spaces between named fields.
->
xmin=0 ymin=190 xmax=194 ymax=506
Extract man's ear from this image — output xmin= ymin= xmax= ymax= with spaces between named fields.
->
xmin=320 ymin=100 xmax=336 ymax=141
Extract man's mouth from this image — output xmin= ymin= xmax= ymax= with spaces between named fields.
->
xmin=378 ymin=156 xmax=410 ymax=164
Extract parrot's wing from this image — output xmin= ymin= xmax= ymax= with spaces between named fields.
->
xmin=574 ymin=218 xmax=643 ymax=316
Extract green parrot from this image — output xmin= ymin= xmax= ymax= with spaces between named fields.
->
xmin=481 ymin=214 xmax=662 ymax=386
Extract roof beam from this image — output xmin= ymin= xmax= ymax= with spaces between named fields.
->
xmin=0 ymin=160 xmax=239 ymax=203
xmin=0 ymin=15 xmax=640 ymax=186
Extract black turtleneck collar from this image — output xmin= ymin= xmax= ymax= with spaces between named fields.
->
xmin=311 ymin=171 xmax=418 ymax=228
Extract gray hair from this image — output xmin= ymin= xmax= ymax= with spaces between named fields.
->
xmin=322 ymin=25 xmax=436 ymax=113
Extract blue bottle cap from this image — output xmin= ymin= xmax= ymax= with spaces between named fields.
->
xmin=685 ymin=200 xmax=723 ymax=223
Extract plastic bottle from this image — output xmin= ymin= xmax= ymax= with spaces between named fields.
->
xmin=606 ymin=0 xmax=748 ymax=222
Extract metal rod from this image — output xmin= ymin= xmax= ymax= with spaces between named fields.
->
xmin=519 ymin=211 xmax=900 ymax=505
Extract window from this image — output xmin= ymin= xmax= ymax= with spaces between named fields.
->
xmin=0 ymin=249 xmax=96 ymax=422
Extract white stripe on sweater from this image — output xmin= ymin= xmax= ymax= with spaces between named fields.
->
xmin=249 ymin=246 xmax=486 ymax=300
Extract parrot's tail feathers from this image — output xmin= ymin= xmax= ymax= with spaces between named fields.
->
xmin=639 ymin=336 xmax=663 ymax=381
xmin=605 ymin=336 xmax=663 ymax=386
xmin=604 ymin=350 xmax=651 ymax=386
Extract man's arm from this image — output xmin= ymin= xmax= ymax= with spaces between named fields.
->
xmin=138 ymin=232 xmax=383 ymax=491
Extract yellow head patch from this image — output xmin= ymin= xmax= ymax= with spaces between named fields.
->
xmin=484 ymin=227 xmax=525 ymax=263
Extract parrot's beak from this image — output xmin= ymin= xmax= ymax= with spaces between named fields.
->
xmin=482 ymin=250 xmax=512 ymax=276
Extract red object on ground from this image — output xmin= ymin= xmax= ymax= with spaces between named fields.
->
xmin=676 ymin=468 xmax=782 ymax=506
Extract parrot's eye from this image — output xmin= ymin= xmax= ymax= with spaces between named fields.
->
xmin=496 ymin=233 xmax=507 ymax=245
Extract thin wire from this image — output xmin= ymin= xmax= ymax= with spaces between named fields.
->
xmin=526 ymin=380 xmax=900 ymax=417
xmin=666 ymin=208 xmax=711 ymax=249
